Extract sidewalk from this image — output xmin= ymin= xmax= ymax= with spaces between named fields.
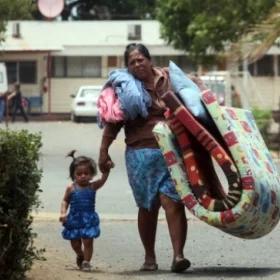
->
xmin=4 ymin=113 xmax=71 ymax=122
xmin=27 ymin=216 xmax=280 ymax=280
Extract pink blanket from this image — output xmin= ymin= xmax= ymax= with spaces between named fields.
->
xmin=97 ymin=87 xmax=124 ymax=123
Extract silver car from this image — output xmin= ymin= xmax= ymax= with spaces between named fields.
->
xmin=70 ymin=85 xmax=102 ymax=122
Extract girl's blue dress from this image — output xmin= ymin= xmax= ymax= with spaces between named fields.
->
xmin=62 ymin=185 xmax=100 ymax=240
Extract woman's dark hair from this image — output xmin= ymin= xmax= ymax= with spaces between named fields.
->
xmin=67 ymin=150 xmax=97 ymax=181
xmin=124 ymin=43 xmax=151 ymax=67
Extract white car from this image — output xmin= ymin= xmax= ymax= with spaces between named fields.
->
xmin=70 ymin=85 xmax=102 ymax=122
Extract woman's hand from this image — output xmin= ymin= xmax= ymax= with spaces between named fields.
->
xmin=98 ymin=150 xmax=114 ymax=173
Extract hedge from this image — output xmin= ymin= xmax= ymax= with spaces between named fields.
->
xmin=0 ymin=129 xmax=43 ymax=280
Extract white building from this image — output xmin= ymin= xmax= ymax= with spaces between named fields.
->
xmin=0 ymin=20 xmax=280 ymax=113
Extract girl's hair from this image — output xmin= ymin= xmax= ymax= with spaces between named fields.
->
xmin=124 ymin=43 xmax=151 ymax=67
xmin=67 ymin=150 xmax=97 ymax=181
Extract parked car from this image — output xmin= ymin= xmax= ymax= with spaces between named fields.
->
xmin=70 ymin=85 xmax=102 ymax=122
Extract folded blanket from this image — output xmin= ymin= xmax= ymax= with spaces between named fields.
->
xmin=107 ymin=69 xmax=152 ymax=120
xmin=97 ymin=86 xmax=124 ymax=123
xmin=169 ymin=61 xmax=209 ymax=123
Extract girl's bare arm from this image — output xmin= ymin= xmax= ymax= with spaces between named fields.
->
xmin=59 ymin=185 xmax=72 ymax=223
xmin=92 ymin=171 xmax=110 ymax=190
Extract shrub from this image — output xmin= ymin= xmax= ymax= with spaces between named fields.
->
xmin=0 ymin=129 xmax=43 ymax=280
xmin=251 ymin=108 xmax=272 ymax=144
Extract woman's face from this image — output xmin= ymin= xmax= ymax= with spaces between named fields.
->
xmin=127 ymin=49 xmax=152 ymax=81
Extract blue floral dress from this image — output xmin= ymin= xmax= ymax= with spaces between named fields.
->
xmin=62 ymin=185 xmax=100 ymax=240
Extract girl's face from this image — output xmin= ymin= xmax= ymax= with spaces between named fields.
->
xmin=127 ymin=49 xmax=152 ymax=82
xmin=74 ymin=164 xmax=93 ymax=186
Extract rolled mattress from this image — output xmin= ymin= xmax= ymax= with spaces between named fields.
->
xmin=153 ymin=89 xmax=280 ymax=239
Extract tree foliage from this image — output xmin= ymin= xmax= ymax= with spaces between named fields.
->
xmin=229 ymin=0 xmax=280 ymax=64
xmin=0 ymin=129 xmax=43 ymax=279
xmin=0 ymin=0 xmax=34 ymax=40
xmin=156 ymin=0 xmax=277 ymax=64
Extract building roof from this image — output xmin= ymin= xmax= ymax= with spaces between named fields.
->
xmin=0 ymin=20 xmax=186 ymax=56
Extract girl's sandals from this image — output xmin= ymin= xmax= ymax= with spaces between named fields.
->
xmin=171 ymin=258 xmax=191 ymax=273
xmin=81 ymin=260 xmax=92 ymax=272
xmin=76 ymin=255 xmax=84 ymax=269
xmin=140 ymin=262 xmax=158 ymax=271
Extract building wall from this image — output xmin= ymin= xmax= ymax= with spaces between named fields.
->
xmin=0 ymin=52 xmax=46 ymax=94
xmin=50 ymin=77 xmax=106 ymax=113
xmin=2 ymin=53 xmax=280 ymax=113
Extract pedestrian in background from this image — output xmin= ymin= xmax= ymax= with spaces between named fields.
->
xmin=0 ymin=91 xmax=6 ymax=122
xmin=59 ymin=150 xmax=112 ymax=271
xmin=8 ymin=82 xmax=29 ymax=122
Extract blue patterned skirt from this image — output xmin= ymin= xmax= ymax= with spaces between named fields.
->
xmin=125 ymin=147 xmax=181 ymax=210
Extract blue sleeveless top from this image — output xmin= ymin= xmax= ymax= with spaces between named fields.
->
xmin=62 ymin=185 xmax=100 ymax=240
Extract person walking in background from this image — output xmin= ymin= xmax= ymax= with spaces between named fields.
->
xmin=8 ymin=82 xmax=29 ymax=122
xmin=98 ymin=43 xmax=190 ymax=273
xmin=0 ymin=91 xmax=6 ymax=122
xmin=59 ymin=150 xmax=112 ymax=272
xmin=231 ymin=85 xmax=242 ymax=108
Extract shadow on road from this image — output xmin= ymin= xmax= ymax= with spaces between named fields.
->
xmin=191 ymin=266 xmax=280 ymax=277
xmin=116 ymin=266 xmax=280 ymax=278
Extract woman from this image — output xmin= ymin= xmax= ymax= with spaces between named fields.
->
xmin=98 ymin=43 xmax=190 ymax=273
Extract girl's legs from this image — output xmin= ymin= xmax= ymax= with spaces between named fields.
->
xmin=70 ymin=239 xmax=84 ymax=267
xmin=138 ymin=199 xmax=160 ymax=269
xmin=160 ymin=194 xmax=189 ymax=270
xmin=70 ymin=239 xmax=83 ymax=256
xmin=82 ymin=238 xmax=93 ymax=262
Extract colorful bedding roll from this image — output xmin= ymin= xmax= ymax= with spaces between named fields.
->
xmin=153 ymin=90 xmax=280 ymax=239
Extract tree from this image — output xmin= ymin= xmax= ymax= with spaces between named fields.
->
xmin=0 ymin=0 xmax=34 ymax=41
xmin=228 ymin=0 xmax=280 ymax=64
xmin=156 ymin=0 xmax=277 ymax=64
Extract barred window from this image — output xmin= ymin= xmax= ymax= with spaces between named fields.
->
xmin=5 ymin=61 xmax=37 ymax=84
xmin=52 ymin=56 xmax=101 ymax=78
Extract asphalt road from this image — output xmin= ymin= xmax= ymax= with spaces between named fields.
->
xmin=3 ymin=120 xmax=279 ymax=219
xmin=30 ymin=218 xmax=280 ymax=280
xmin=1 ymin=121 xmax=138 ymax=218
xmin=2 ymin=121 xmax=280 ymax=280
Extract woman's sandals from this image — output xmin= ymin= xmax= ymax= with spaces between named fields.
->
xmin=171 ymin=257 xmax=191 ymax=273
xmin=139 ymin=262 xmax=158 ymax=271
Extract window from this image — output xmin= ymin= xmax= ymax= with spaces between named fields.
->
xmin=128 ymin=24 xmax=142 ymax=40
xmin=19 ymin=61 xmax=37 ymax=83
xmin=5 ymin=61 xmax=37 ymax=84
xmin=52 ymin=57 xmax=65 ymax=77
xmin=256 ymin=55 xmax=274 ymax=76
xmin=52 ymin=56 xmax=101 ymax=78
xmin=108 ymin=56 xmax=117 ymax=67
xmin=153 ymin=56 xmax=196 ymax=72
xmin=246 ymin=55 xmax=274 ymax=76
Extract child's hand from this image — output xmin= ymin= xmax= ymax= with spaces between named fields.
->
xmin=59 ymin=214 xmax=67 ymax=224
xmin=107 ymin=160 xmax=115 ymax=169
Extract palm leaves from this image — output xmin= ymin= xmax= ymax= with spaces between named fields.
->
xmin=227 ymin=0 xmax=280 ymax=64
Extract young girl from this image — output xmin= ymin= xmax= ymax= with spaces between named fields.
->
xmin=59 ymin=150 xmax=111 ymax=271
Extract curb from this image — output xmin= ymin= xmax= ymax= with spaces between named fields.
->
xmin=32 ymin=212 xmax=199 ymax=223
